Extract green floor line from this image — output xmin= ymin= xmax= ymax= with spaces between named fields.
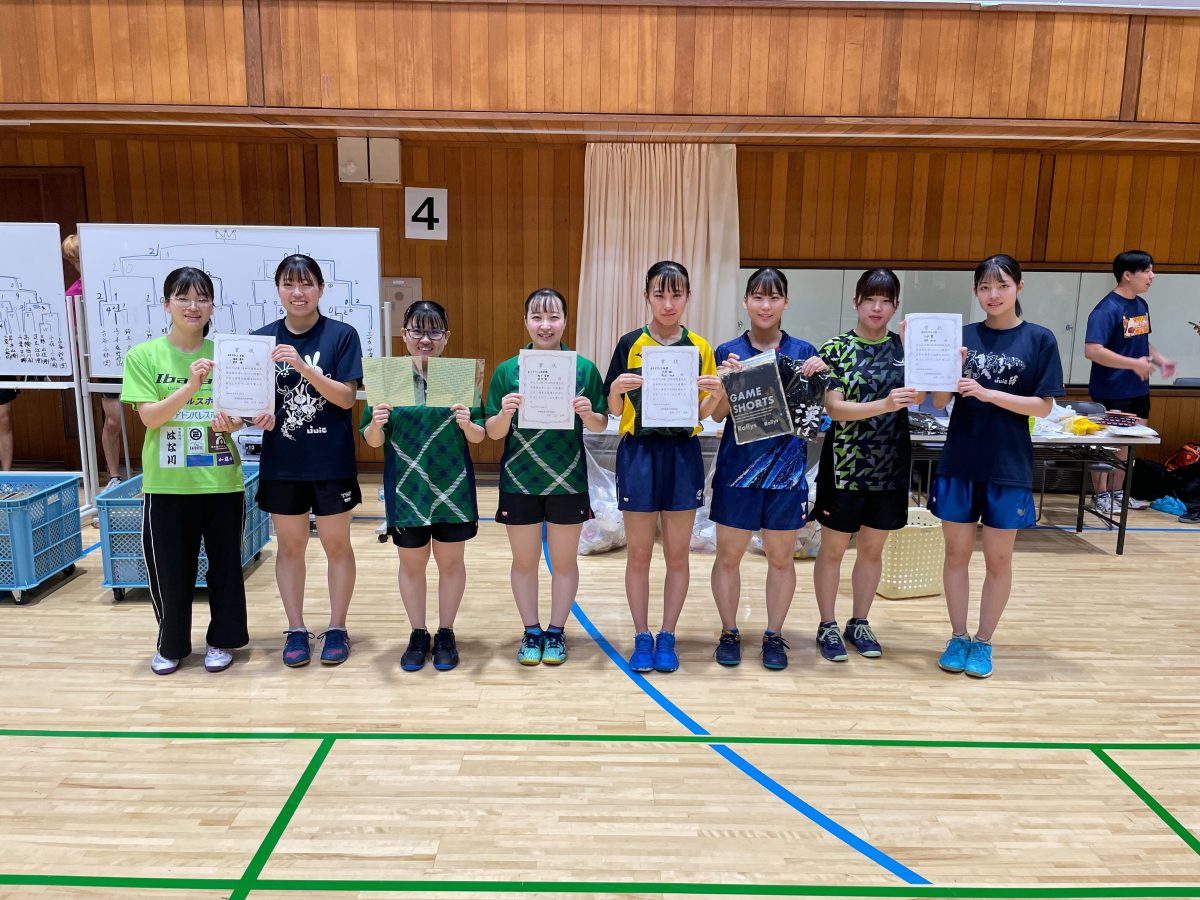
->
xmin=229 ymin=736 xmax=335 ymax=900
xmin=1093 ymin=748 xmax=1200 ymax=856
xmin=3 ymin=875 xmax=1199 ymax=898
xmin=1 ymin=727 xmax=1197 ymax=751
xmin=249 ymin=879 xmax=1200 ymax=897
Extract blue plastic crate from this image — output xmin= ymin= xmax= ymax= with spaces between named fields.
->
xmin=0 ymin=473 xmax=84 ymax=602
xmin=96 ymin=464 xmax=270 ymax=601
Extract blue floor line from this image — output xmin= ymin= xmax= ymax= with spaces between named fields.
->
xmin=545 ymin=532 xmax=930 ymax=886
xmin=82 ymin=541 xmax=101 ymax=557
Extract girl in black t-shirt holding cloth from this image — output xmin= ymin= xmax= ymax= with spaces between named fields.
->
xmin=254 ymin=254 xmax=364 ymax=668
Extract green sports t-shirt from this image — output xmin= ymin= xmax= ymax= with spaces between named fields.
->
xmin=121 ymin=336 xmax=243 ymax=495
xmin=485 ymin=347 xmax=606 ymax=495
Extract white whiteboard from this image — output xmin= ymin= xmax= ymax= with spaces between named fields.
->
xmin=0 ymin=222 xmax=73 ymax=376
xmin=79 ymin=224 xmax=382 ymax=377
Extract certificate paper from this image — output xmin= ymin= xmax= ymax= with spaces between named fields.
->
xmin=518 ymin=349 xmax=577 ymax=430
xmin=904 ymin=313 xmax=963 ymax=392
xmin=424 ymin=357 xmax=484 ymax=408
xmin=641 ymin=345 xmax=699 ymax=429
xmin=362 ymin=356 xmax=419 ymax=408
xmin=213 ymin=333 xmax=275 ymax=417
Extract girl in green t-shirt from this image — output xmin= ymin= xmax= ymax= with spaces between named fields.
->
xmin=483 ymin=289 xmax=608 ymax=667
xmin=120 ymin=267 xmax=248 ymax=676
xmin=361 ymin=301 xmax=485 ymax=673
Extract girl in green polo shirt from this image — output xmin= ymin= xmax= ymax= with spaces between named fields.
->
xmin=361 ymin=301 xmax=485 ymax=673
xmin=120 ymin=267 xmax=248 ymax=676
xmin=484 ymin=289 xmax=608 ymax=666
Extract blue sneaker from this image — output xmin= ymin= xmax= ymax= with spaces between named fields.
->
xmin=761 ymin=632 xmax=789 ymax=670
xmin=844 ymin=620 xmax=882 ymax=657
xmin=628 ymin=631 xmax=654 ymax=672
xmin=938 ymin=635 xmax=972 ymax=673
xmin=282 ymin=629 xmax=313 ymax=667
xmin=318 ymin=628 xmax=350 ymax=665
xmin=965 ymin=640 xmax=993 ymax=678
xmin=517 ymin=628 xmax=544 ymax=666
xmin=541 ymin=630 xmax=567 ymax=665
xmin=714 ymin=629 xmax=741 ymax=666
xmin=816 ymin=623 xmax=848 ymax=662
xmin=653 ymin=631 xmax=679 ymax=672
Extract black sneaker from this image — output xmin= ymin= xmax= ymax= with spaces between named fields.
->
xmin=400 ymin=628 xmax=430 ymax=671
xmin=714 ymin=630 xmax=741 ymax=666
xmin=432 ymin=627 xmax=459 ymax=671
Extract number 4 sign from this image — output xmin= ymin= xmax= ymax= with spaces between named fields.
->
xmin=405 ymin=187 xmax=448 ymax=241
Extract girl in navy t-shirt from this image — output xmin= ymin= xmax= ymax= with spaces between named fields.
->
xmin=930 ymin=254 xmax=1064 ymax=679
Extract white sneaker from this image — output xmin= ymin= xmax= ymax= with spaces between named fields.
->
xmin=151 ymin=652 xmax=179 ymax=675
xmin=1127 ymin=496 xmax=1150 ymax=509
xmin=105 ymin=477 xmax=122 ymax=491
xmin=1091 ymin=492 xmax=1113 ymax=514
xmin=204 ymin=646 xmax=233 ymax=672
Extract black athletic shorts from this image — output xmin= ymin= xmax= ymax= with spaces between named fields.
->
xmin=812 ymin=484 xmax=909 ymax=534
xmin=1090 ymin=394 xmax=1151 ymax=420
xmin=0 ymin=389 xmax=18 ymax=405
xmin=256 ymin=476 xmax=362 ymax=517
xmin=388 ymin=521 xmax=479 ymax=548
xmin=496 ymin=490 xmax=592 ymax=526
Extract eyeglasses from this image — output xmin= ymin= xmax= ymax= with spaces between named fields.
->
xmin=169 ymin=297 xmax=214 ymax=308
xmin=405 ymin=328 xmax=446 ymax=341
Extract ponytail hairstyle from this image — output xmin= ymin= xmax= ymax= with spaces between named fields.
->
xmin=524 ymin=288 xmax=567 ymax=317
xmin=744 ymin=267 xmax=787 ymax=297
xmin=163 ymin=266 xmax=216 ymax=337
xmin=973 ymin=253 xmax=1024 ymax=318
xmin=644 ymin=260 xmax=690 ymax=296
xmin=853 ymin=268 xmax=900 ymax=306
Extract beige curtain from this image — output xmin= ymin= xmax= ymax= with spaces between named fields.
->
xmin=575 ymin=143 xmax=741 ymax=369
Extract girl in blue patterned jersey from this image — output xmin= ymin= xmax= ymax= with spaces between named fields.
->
xmin=708 ymin=267 xmax=827 ymax=671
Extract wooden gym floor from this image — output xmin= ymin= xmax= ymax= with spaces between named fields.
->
xmin=2 ymin=481 xmax=1199 ymax=899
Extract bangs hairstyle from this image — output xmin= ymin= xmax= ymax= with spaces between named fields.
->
xmin=973 ymin=253 xmax=1024 ymax=317
xmin=1113 ymin=249 xmax=1154 ymax=282
xmin=645 ymin=260 xmax=690 ymax=295
xmin=853 ymin=268 xmax=900 ymax=305
xmin=524 ymin=288 xmax=567 ymax=317
xmin=274 ymin=254 xmax=325 ymax=287
xmin=403 ymin=300 xmax=449 ymax=332
xmin=61 ymin=234 xmax=80 ymax=265
xmin=744 ymin=267 xmax=787 ymax=297
xmin=163 ymin=266 xmax=215 ymax=304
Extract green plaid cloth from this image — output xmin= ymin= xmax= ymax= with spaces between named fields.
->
xmin=486 ymin=349 xmax=605 ymax=495
xmin=362 ymin=404 xmax=483 ymax=527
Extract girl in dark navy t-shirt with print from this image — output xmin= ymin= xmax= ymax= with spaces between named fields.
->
xmin=254 ymin=254 xmax=364 ymax=669
xmin=930 ymin=254 xmax=1064 ymax=680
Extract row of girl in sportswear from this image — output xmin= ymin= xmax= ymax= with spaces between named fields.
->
xmin=126 ymin=252 xmax=1061 ymax=680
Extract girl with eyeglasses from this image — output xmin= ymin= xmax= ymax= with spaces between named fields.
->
xmin=484 ymin=288 xmax=608 ymax=666
xmin=253 ymin=254 xmax=364 ymax=669
xmin=362 ymin=301 xmax=486 ymax=672
xmin=120 ymin=266 xmax=248 ymax=675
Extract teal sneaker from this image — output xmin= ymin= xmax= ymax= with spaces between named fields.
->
xmin=816 ymin=623 xmax=848 ymax=662
xmin=965 ymin=640 xmax=993 ymax=678
xmin=517 ymin=628 xmax=544 ymax=666
xmin=938 ymin=635 xmax=972 ymax=673
xmin=541 ymin=630 xmax=567 ymax=666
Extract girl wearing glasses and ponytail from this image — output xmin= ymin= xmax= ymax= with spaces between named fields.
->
xmin=362 ymin=300 xmax=486 ymax=673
